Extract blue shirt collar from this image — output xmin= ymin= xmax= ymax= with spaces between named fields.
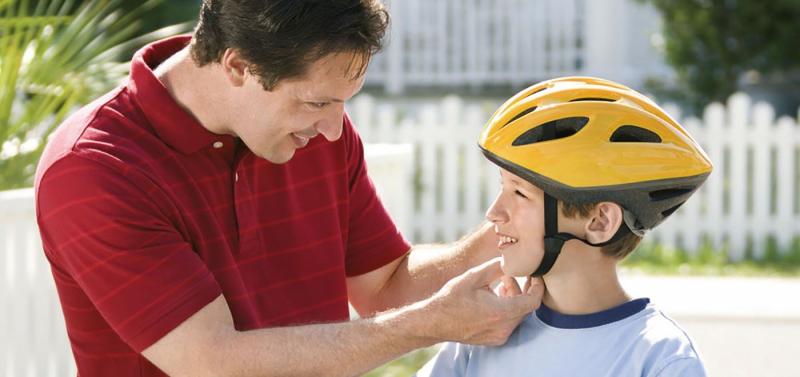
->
xmin=536 ymin=298 xmax=651 ymax=329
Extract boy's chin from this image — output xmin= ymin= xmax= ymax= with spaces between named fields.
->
xmin=500 ymin=258 xmax=538 ymax=277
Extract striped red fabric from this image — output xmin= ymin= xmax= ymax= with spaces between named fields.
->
xmin=34 ymin=36 xmax=410 ymax=376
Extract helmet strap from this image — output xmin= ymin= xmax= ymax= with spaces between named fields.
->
xmin=531 ymin=193 xmax=633 ymax=277
xmin=531 ymin=192 xmax=563 ymax=277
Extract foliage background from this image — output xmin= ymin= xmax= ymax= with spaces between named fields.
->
xmin=639 ymin=0 xmax=800 ymax=116
xmin=0 ymin=0 xmax=196 ymax=190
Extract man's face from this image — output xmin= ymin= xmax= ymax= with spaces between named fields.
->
xmin=485 ymin=168 xmax=548 ymax=277
xmin=231 ymin=52 xmax=366 ymax=164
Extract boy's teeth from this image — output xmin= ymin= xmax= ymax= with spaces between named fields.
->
xmin=500 ymin=236 xmax=517 ymax=244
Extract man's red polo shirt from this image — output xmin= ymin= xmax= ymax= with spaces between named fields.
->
xmin=34 ymin=35 xmax=411 ymax=376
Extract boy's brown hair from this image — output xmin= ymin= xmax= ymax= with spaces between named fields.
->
xmin=560 ymin=202 xmax=642 ymax=259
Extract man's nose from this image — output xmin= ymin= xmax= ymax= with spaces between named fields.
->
xmin=316 ymin=104 xmax=345 ymax=141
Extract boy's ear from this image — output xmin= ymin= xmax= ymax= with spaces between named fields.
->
xmin=221 ymin=48 xmax=248 ymax=87
xmin=584 ymin=202 xmax=624 ymax=245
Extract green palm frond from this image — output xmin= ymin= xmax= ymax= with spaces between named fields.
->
xmin=0 ymin=0 xmax=191 ymax=190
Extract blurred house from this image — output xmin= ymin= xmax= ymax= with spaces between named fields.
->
xmin=364 ymin=0 xmax=672 ymax=95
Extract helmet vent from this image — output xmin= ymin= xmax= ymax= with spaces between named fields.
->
xmin=503 ymin=107 xmax=538 ymax=128
xmin=661 ymin=202 xmax=685 ymax=217
xmin=569 ymin=97 xmax=615 ymax=102
xmin=610 ymin=125 xmax=662 ymax=143
xmin=527 ymin=87 xmax=547 ymax=97
xmin=512 ymin=117 xmax=589 ymax=146
xmin=649 ymin=188 xmax=693 ymax=202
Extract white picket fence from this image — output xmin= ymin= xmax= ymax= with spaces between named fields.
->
xmin=368 ymin=0 xmax=670 ymax=93
xmin=349 ymin=93 xmax=800 ymax=261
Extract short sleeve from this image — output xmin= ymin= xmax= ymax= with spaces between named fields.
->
xmin=415 ymin=342 xmax=470 ymax=377
xmin=653 ymin=357 xmax=707 ymax=377
xmin=341 ymin=112 xmax=412 ymax=276
xmin=35 ymin=155 xmax=222 ymax=352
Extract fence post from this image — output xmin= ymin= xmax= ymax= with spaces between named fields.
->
xmin=727 ymin=94 xmax=752 ymax=260
xmin=775 ymin=117 xmax=796 ymax=251
xmin=753 ymin=102 xmax=775 ymax=257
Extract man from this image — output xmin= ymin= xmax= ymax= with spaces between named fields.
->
xmin=34 ymin=1 xmax=541 ymax=376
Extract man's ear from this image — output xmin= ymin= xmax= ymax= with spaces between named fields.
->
xmin=220 ymin=48 xmax=248 ymax=87
xmin=584 ymin=202 xmax=624 ymax=244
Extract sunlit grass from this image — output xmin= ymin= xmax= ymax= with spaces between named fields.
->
xmin=364 ymin=346 xmax=439 ymax=377
xmin=622 ymin=239 xmax=800 ymax=277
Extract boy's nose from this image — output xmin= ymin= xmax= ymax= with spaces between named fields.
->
xmin=485 ymin=195 xmax=509 ymax=224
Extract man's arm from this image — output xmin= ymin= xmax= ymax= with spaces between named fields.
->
xmin=348 ymin=222 xmax=498 ymax=315
xmin=143 ymin=258 xmax=541 ymax=377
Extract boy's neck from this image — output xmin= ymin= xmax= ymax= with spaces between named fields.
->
xmin=540 ymin=253 xmax=630 ymax=315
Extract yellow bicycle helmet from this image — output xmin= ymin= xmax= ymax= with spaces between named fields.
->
xmin=479 ymin=76 xmax=712 ymax=276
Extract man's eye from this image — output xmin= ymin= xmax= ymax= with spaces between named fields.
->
xmin=515 ymin=190 xmax=528 ymax=199
xmin=307 ymin=102 xmax=328 ymax=109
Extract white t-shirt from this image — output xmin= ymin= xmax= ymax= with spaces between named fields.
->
xmin=416 ymin=298 xmax=706 ymax=377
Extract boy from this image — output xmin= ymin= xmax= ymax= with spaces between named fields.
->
xmin=417 ymin=77 xmax=712 ymax=377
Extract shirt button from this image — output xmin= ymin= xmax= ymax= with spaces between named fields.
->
xmin=213 ymin=141 xmax=224 ymax=149
xmin=235 ymin=173 xmax=239 ymax=182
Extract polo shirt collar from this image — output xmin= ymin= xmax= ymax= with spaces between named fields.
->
xmin=127 ymin=35 xmax=235 ymax=155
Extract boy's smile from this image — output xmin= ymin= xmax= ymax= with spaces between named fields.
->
xmin=496 ymin=233 xmax=518 ymax=249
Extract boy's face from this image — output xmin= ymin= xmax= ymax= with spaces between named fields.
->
xmin=485 ymin=169 xmax=548 ymax=277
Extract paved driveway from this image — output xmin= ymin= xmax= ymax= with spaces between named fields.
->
xmin=622 ymin=274 xmax=800 ymax=377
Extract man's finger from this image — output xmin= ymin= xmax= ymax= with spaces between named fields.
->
xmin=499 ymin=275 xmax=522 ymax=297
xmin=498 ymin=291 xmax=540 ymax=316
xmin=465 ymin=257 xmax=505 ymax=286
xmin=527 ymin=277 xmax=545 ymax=296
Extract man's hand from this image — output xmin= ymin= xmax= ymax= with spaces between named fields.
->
xmin=142 ymin=258 xmax=543 ymax=376
xmin=419 ymin=258 xmax=544 ymax=346
xmin=499 ymin=275 xmax=545 ymax=298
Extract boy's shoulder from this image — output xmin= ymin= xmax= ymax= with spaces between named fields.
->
xmin=633 ymin=304 xmax=705 ymax=374
xmin=636 ymin=304 xmax=700 ymax=351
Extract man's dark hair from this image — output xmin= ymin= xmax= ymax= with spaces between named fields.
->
xmin=190 ymin=0 xmax=389 ymax=90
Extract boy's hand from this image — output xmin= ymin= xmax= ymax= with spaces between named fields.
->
xmin=421 ymin=258 xmax=543 ymax=346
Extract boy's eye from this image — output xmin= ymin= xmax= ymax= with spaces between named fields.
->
xmin=514 ymin=190 xmax=528 ymax=199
